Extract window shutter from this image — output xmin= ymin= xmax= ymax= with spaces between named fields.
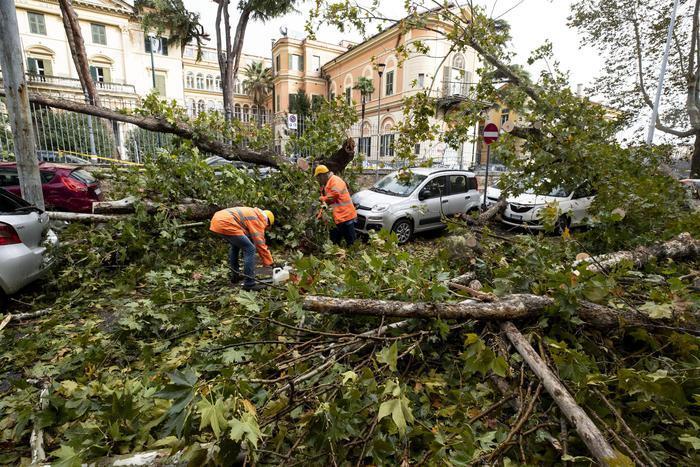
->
xmin=155 ymin=74 xmax=166 ymax=96
xmin=442 ymin=66 xmax=451 ymax=95
xmin=27 ymin=58 xmax=37 ymax=75
xmin=89 ymin=66 xmax=97 ymax=81
xmin=43 ymin=60 xmax=52 ymax=76
xmin=104 ymin=67 xmax=112 ymax=83
xmin=161 ymin=39 xmax=168 ymax=56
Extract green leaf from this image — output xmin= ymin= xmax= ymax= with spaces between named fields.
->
xmin=198 ymin=398 xmax=227 ymax=439
xmin=378 ymin=399 xmax=398 ymax=422
xmin=51 ymin=445 xmax=82 ymax=467
xmin=229 ymin=413 xmax=262 ymax=448
xmin=492 ymin=356 xmax=509 ymax=378
xmin=679 ymin=434 xmax=700 ymax=450
xmin=222 ymin=349 xmax=246 ymax=364
xmin=639 ymin=302 xmax=673 ymax=319
xmin=376 ymin=342 xmax=398 ymax=371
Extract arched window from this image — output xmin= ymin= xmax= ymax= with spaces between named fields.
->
xmin=186 ymin=72 xmax=194 ymax=88
xmin=234 ymin=104 xmax=241 ymax=120
xmin=234 ymin=79 xmax=241 ymax=94
xmin=251 ymin=105 xmax=257 ymax=120
xmin=215 ymin=75 xmax=221 ymax=91
xmin=447 ymin=54 xmax=467 ymax=95
xmin=207 ymin=100 xmax=215 ymax=110
xmin=197 ymin=99 xmax=205 ymax=114
xmin=206 ymin=74 xmax=214 ymax=90
xmin=196 ymin=73 xmax=204 ymax=90
xmin=452 ymin=54 xmax=465 ymax=71
xmin=187 ymin=99 xmax=195 ymax=116
xmin=242 ymin=105 xmax=249 ymax=122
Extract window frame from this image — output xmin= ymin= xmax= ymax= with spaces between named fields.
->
xmin=419 ymin=175 xmax=449 ymax=199
xmin=27 ymin=12 xmax=46 ymax=35
xmin=345 ymin=87 xmax=352 ymax=105
xmin=385 ymin=70 xmax=394 ymax=96
xmin=91 ymin=23 xmax=107 ymax=45
xmin=448 ymin=174 xmax=468 ymax=195
xmin=379 ymin=133 xmax=394 ymax=157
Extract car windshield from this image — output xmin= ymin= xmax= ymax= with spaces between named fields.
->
xmin=525 ymin=186 xmax=570 ymax=198
xmin=70 ymin=169 xmax=97 ymax=185
xmin=372 ymin=173 xmax=427 ymax=197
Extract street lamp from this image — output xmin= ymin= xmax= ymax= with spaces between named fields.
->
xmin=375 ymin=62 xmax=385 ymax=180
xmin=148 ymin=32 xmax=161 ymax=146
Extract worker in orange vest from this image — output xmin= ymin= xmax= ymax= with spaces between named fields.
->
xmin=210 ymin=207 xmax=275 ymax=291
xmin=314 ymin=165 xmax=357 ymax=246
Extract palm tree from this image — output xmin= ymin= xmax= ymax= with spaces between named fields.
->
xmin=353 ymin=77 xmax=375 ymax=155
xmin=242 ymin=61 xmax=273 ymax=126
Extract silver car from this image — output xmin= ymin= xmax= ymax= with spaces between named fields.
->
xmin=0 ymin=188 xmax=58 ymax=308
xmin=352 ymin=168 xmax=481 ymax=243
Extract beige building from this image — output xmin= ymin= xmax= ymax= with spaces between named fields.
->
xmin=272 ymin=14 xmax=481 ymax=165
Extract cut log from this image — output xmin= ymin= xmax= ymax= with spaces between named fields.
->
xmin=573 ymin=232 xmax=699 ymax=273
xmin=92 ymin=196 xmax=139 ymax=214
xmin=304 ymin=294 xmax=552 ymax=321
xmin=303 ymin=295 xmax=656 ymax=330
xmin=462 ymin=198 xmax=507 ymax=225
xmin=48 ymin=211 xmax=128 ymax=222
xmin=500 ymin=321 xmax=625 ymax=466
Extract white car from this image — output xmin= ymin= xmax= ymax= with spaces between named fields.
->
xmin=352 ymin=168 xmax=481 ymax=244
xmin=501 ymin=183 xmax=596 ymax=233
xmin=0 ymin=188 xmax=58 ymax=309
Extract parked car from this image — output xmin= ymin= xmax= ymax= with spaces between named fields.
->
xmin=37 ymin=150 xmax=91 ymax=165
xmin=0 ymin=188 xmax=58 ymax=308
xmin=501 ymin=182 xmax=596 ymax=233
xmin=352 ymin=168 xmax=481 ymax=243
xmin=0 ymin=162 xmax=102 ymax=213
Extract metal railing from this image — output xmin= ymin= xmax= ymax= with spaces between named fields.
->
xmin=441 ymin=80 xmax=471 ymax=98
xmin=24 ymin=73 xmax=137 ymax=94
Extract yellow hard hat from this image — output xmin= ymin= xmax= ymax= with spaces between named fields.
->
xmin=314 ymin=164 xmax=330 ymax=177
xmin=263 ymin=210 xmax=275 ymax=226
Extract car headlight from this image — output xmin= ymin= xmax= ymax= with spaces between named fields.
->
xmin=371 ymin=204 xmax=390 ymax=213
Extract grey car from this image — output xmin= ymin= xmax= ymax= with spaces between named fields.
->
xmin=352 ymin=168 xmax=481 ymax=243
xmin=0 ymin=188 xmax=58 ymax=308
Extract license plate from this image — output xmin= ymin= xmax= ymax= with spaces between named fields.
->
xmin=511 ymin=214 xmax=522 ymax=221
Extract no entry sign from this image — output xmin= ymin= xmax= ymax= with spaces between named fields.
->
xmin=483 ymin=122 xmax=500 ymax=145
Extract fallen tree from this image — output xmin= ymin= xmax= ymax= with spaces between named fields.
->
xmin=573 ymin=232 xmax=699 ymax=273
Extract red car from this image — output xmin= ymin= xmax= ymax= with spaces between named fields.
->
xmin=0 ymin=162 xmax=102 ymax=213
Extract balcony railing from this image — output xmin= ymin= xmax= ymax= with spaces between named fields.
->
xmin=442 ymin=80 xmax=472 ymax=98
xmin=24 ymin=73 xmax=137 ymax=94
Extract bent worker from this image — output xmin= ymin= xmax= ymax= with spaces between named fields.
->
xmin=210 ymin=207 xmax=275 ymax=291
xmin=314 ymin=165 xmax=357 ymax=246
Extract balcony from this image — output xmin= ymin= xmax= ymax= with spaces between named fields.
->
xmin=437 ymin=80 xmax=488 ymax=113
xmin=23 ymin=73 xmax=137 ymax=95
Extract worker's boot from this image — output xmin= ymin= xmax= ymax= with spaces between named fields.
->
xmin=229 ymin=271 xmax=242 ymax=284
xmin=242 ymin=282 xmax=267 ymax=291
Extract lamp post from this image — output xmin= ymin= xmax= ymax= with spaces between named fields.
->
xmin=375 ymin=62 xmax=385 ymax=180
xmin=148 ymin=32 xmax=161 ymax=146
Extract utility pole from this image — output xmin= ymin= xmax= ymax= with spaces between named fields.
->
xmin=646 ymin=0 xmax=680 ymax=144
xmin=0 ymin=0 xmax=44 ymax=209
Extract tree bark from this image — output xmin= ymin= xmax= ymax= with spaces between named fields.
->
xmin=573 ymin=232 xmax=699 ymax=273
xmin=500 ymin=321 xmax=622 ymax=466
xmin=0 ymin=0 xmax=44 ymax=209
xmin=51 ymin=199 xmax=219 ymax=222
xmin=323 ymin=137 xmax=356 ymax=173
xmin=692 ymin=131 xmax=700 ymax=178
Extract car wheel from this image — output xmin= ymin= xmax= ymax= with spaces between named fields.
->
xmin=391 ymin=218 xmax=413 ymax=244
xmin=554 ymin=215 xmax=571 ymax=235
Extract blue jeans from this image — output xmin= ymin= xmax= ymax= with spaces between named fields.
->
xmin=330 ymin=219 xmax=357 ymax=246
xmin=224 ymin=235 xmax=256 ymax=286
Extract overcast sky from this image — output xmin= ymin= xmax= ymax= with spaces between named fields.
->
xmin=183 ymin=0 xmax=602 ymax=90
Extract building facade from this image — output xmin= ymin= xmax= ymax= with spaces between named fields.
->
xmin=272 ymin=16 xmax=481 ymax=166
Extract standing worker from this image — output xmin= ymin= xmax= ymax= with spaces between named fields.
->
xmin=314 ymin=165 xmax=357 ymax=246
xmin=210 ymin=207 xmax=275 ymax=291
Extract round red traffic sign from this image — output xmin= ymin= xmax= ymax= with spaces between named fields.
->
xmin=483 ymin=122 xmax=500 ymax=145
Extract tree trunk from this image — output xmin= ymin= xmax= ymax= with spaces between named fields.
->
xmin=692 ymin=131 xmax=700 ymax=178
xmin=323 ymin=137 xmax=356 ymax=173
xmin=573 ymin=232 xmax=698 ymax=273
xmin=500 ymin=321 xmax=622 ymax=466
xmin=0 ymin=0 xmax=44 ymax=209
xmin=58 ymin=0 xmax=100 ymax=107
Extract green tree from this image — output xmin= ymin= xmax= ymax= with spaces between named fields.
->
xmin=134 ymin=0 xmax=209 ymax=59
xmin=242 ymin=61 xmax=273 ymax=126
xmin=570 ymin=0 xmax=700 ymax=177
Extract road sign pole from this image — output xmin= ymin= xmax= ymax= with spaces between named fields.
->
xmin=483 ymin=144 xmax=491 ymax=209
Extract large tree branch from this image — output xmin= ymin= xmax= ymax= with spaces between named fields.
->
xmin=17 ymin=92 xmax=281 ymax=167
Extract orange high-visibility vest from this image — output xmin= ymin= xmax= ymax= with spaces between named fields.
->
xmin=320 ymin=174 xmax=357 ymax=224
xmin=210 ymin=207 xmax=273 ymax=266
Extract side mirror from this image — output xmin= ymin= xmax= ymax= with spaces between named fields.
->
xmin=419 ymin=190 xmax=431 ymax=201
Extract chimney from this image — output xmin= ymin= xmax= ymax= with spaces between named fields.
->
xmin=576 ymin=83 xmax=583 ymax=97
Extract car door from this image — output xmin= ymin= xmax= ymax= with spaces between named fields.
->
xmin=444 ymin=174 xmax=469 ymax=215
xmin=569 ymin=182 xmax=595 ymax=225
xmin=416 ymin=175 xmax=448 ymax=228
